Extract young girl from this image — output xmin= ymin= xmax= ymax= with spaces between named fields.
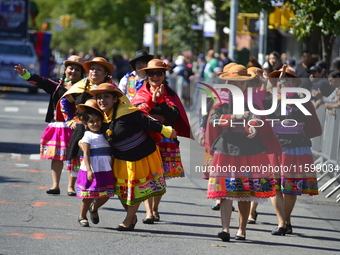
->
xmin=75 ymin=99 xmax=114 ymax=227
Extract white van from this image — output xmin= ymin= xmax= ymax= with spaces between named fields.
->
xmin=0 ymin=40 xmax=40 ymax=93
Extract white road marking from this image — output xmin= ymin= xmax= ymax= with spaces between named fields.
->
xmin=10 ymin=153 xmax=21 ymax=159
xmin=38 ymin=108 xmax=47 ymax=115
xmin=4 ymin=107 xmax=19 ymax=112
xmin=29 ymin=154 xmax=41 ymax=160
xmin=15 ymin=163 xmax=29 ymax=168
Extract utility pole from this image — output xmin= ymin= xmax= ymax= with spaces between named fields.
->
xmin=150 ymin=4 xmax=156 ymax=55
xmin=228 ymin=0 xmax=238 ymax=61
xmin=258 ymin=10 xmax=267 ymax=65
xmin=157 ymin=1 xmax=164 ymax=57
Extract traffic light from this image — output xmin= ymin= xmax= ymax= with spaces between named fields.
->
xmin=59 ymin=15 xmax=71 ymax=27
xmin=64 ymin=15 xmax=71 ymax=27
xmin=60 ymin=15 xmax=65 ymax=27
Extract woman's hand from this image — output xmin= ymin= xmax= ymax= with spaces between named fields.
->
xmin=152 ymin=84 xmax=165 ymax=103
xmin=70 ymin=121 xmax=78 ymax=130
xmin=14 ymin=64 xmax=26 ymax=76
xmin=87 ymin=170 xmax=94 ymax=182
xmin=279 ymin=64 xmax=288 ymax=79
xmin=247 ymin=126 xmax=257 ymax=138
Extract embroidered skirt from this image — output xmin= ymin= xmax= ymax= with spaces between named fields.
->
xmin=207 ymin=151 xmax=276 ymax=202
xmin=268 ymin=146 xmax=318 ymax=195
xmin=113 ymin=147 xmax=166 ymax=206
xmin=76 ymin=149 xmax=114 ymax=199
xmin=158 ymin=137 xmax=185 ymax=178
xmin=40 ymin=122 xmax=72 ymax=161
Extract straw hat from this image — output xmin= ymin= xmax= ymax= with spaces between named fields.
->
xmin=218 ymin=64 xmax=256 ymax=81
xmin=88 ymin=83 xmax=124 ymax=98
xmin=269 ymin=67 xmax=301 ymax=86
xmin=140 ymin=59 xmax=171 ymax=71
xmin=63 ymin=55 xmax=84 ymax=68
xmin=83 ymin=57 xmax=115 ymax=74
xmin=248 ymin=67 xmax=263 ymax=78
xmin=216 ymin=62 xmax=237 ymax=76
xmin=76 ymin=99 xmax=103 ymax=115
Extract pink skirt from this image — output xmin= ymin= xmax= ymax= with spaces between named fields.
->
xmin=40 ymin=122 xmax=72 ymax=161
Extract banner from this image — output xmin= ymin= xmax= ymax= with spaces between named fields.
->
xmin=0 ymin=0 xmax=29 ymax=39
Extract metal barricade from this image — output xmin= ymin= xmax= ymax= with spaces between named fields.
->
xmin=317 ymin=108 xmax=340 ymax=201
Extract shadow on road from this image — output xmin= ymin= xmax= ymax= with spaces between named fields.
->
xmin=0 ymin=142 xmax=40 ymax=154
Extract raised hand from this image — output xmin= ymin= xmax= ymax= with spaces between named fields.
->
xmin=14 ymin=64 xmax=26 ymax=76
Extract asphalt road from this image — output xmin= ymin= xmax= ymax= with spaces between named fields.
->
xmin=0 ymin=88 xmax=339 ymax=255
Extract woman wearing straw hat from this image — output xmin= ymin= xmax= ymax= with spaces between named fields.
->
xmin=55 ymin=57 xmax=125 ymax=179
xmin=15 ymin=55 xmax=85 ymax=195
xmin=267 ymin=65 xmax=322 ymax=235
xmin=205 ymin=64 xmax=281 ymax=242
xmin=119 ymin=50 xmax=153 ymax=101
xmin=89 ymin=83 xmax=176 ymax=230
xmin=131 ymin=59 xmax=193 ymax=224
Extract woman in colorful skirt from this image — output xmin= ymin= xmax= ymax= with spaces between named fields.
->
xmin=55 ymin=57 xmax=126 ymax=177
xmin=14 ymin=55 xmax=85 ymax=195
xmin=205 ymin=64 xmax=282 ymax=242
xmin=89 ymin=83 xmax=176 ymax=231
xmin=131 ymin=59 xmax=192 ymax=224
xmin=267 ymin=65 xmax=322 ymax=235
xmin=75 ymin=99 xmax=114 ymax=227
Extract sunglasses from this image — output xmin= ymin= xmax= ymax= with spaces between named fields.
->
xmin=147 ymin=70 xmax=164 ymax=77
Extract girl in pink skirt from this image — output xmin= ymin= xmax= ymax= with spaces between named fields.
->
xmin=75 ymin=99 xmax=114 ymax=227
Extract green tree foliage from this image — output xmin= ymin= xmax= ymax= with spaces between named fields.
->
xmin=287 ymin=0 xmax=340 ymax=68
xmin=34 ymin=0 xmax=150 ymax=57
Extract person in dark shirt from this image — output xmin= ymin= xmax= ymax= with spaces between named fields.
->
xmin=295 ymin=50 xmax=314 ymax=91
xmin=309 ymin=65 xmax=335 ymax=108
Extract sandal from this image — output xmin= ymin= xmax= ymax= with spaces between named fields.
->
xmin=78 ymin=217 xmax=89 ymax=227
xmin=89 ymin=202 xmax=99 ymax=224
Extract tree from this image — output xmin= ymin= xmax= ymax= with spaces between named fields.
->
xmin=287 ymin=0 xmax=340 ymax=69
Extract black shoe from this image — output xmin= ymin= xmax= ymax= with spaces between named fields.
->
xmin=117 ymin=223 xmax=134 ymax=231
xmin=271 ymin=227 xmax=286 ymax=236
xmin=211 ymin=203 xmax=220 ymax=210
xmin=286 ymin=224 xmax=293 ymax=234
xmin=67 ymin=192 xmax=76 ymax=196
xmin=232 ymin=206 xmax=235 ymax=211
xmin=89 ymin=202 xmax=99 ymax=224
xmin=46 ymin=188 xmax=60 ymax=195
xmin=235 ymin=234 xmax=246 ymax=240
xmin=218 ymin=231 xmax=230 ymax=242
xmin=154 ymin=213 xmax=160 ymax=222
xmin=142 ymin=217 xmax=154 ymax=224
xmin=78 ymin=217 xmax=89 ymax=227
xmin=247 ymin=211 xmax=258 ymax=224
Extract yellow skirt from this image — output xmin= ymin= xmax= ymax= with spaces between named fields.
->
xmin=113 ymin=147 xmax=166 ymax=205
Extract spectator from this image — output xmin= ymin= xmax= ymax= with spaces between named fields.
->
xmin=286 ymin=59 xmax=296 ymax=71
xmin=204 ymin=52 xmax=220 ymax=79
xmin=323 ymin=71 xmax=340 ymax=113
xmin=219 ymin=48 xmax=232 ymax=68
xmin=332 ymin=57 xmax=340 ymax=72
xmin=246 ymin=56 xmax=262 ymax=69
xmin=309 ymin=65 xmax=334 ymax=108
xmin=295 ymin=50 xmax=314 ymax=90
xmin=262 ymin=51 xmax=282 ymax=78
xmin=316 ymin=60 xmax=328 ymax=77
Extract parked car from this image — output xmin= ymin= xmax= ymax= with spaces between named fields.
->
xmin=0 ymin=40 xmax=40 ymax=93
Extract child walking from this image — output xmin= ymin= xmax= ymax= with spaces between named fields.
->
xmin=75 ymin=99 xmax=114 ymax=227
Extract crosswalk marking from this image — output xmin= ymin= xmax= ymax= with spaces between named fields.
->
xmin=10 ymin=153 xmax=21 ymax=159
xmin=38 ymin=108 xmax=47 ymax=115
xmin=4 ymin=107 xmax=19 ymax=112
xmin=29 ymin=154 xmax=41 ymax=160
